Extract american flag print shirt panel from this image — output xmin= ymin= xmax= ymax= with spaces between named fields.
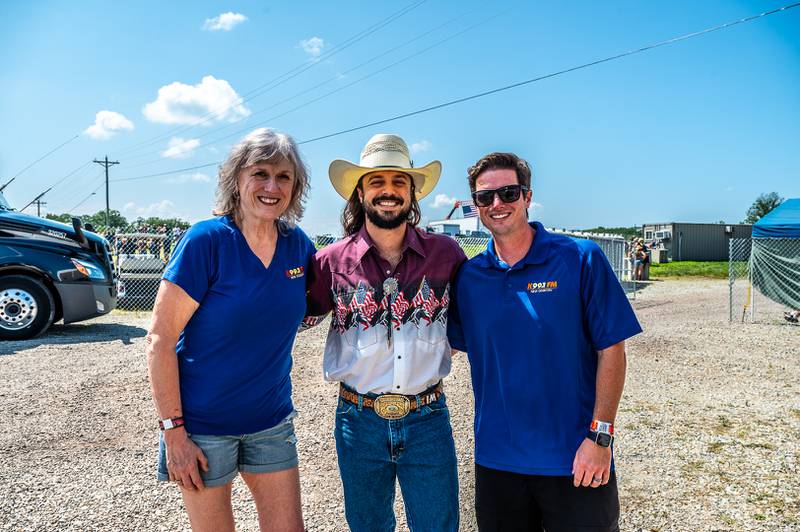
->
xmin=306 ymin=225 xmax=466 ymax=395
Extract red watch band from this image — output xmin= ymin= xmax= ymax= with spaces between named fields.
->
xmin=159 ymin=417 xmax=185 ymax=431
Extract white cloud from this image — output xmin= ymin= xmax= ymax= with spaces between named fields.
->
xmin=430 ymin=193 xmax=457 ymax=208
xmin=166 ymin=172 xmax=212 ymax=184
xmin=203 ymin=12 xmax=247 ymax=31
xmin=83 ymin=110 xmax=134 ymax=140
xmin=300 ymin=36 xmax=324 ymax=57
xmin=410 ymin=140 xmax=432 ymax=154
xmin=161 ymin=137 xmax=201 ymax=159
xmin=143 ymin=75 xmax=250 ymax=125
xmin=122 ymin=200 xmax=176 ymax=217
xmin=531 ymin=201 xmax=543 ymax=211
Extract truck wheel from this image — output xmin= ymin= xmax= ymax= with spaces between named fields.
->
xmin=0 ymin=276 xmax=55 ymax=341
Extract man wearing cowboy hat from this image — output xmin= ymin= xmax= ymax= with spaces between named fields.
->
xmin=304 ymin=134 xmax=465 ymax=531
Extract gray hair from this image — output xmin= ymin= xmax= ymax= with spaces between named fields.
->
xmin=213 ymin=128 xmax=309 ymax=228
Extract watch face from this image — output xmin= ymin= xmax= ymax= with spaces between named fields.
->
xmin=596 ymin=432 xmax=612 ymax=447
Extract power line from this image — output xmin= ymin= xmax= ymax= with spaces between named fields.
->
xmin=112 ymin=162 xmax=220 ymax=183
xmin=113 ymin=0 xmax=429 ymax=158
xmin=4 ymin=133 xmax=81 ymax=185
xmin=68 ymin=181 xmax=104 ymax=213
xmin=46 ymin=166 xmax=103 ymax=207
xmin=300 ymin=2 xmax=800 ymax=145
xmin=104 ymin=2 xmax=800 ymax=183
xmin=117 ymin=9 xmax=484 ymax=170
xmin=21 ymin=188 xmax=52 ymax=212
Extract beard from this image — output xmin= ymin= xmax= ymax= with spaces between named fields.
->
xmin=363 ymin=195 xmax=411 ymax=230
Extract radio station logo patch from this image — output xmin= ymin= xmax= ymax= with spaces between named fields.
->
xmin=285 ymin=266 xmax=305 ymax=279
xmin=527 ymin=280 xmax=558 ymax=294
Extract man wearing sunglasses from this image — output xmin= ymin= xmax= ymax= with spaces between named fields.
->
xmin=303 ymin=134 xmax=466 ymax=531
xmin=448 ymin=152 xmax=641 ymax=532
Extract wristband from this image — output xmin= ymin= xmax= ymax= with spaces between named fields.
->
xmin=589 ymin=419 xmax=614 ymax=435
xmin=159 ymin=417 xmax=185 ymax=431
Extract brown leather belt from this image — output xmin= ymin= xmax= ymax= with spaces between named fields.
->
xmin=339 ymin=382 xmax=443 ymax=420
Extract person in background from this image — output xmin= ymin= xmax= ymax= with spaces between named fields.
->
xmin=146 ymin=128 xmax=314 ymax=532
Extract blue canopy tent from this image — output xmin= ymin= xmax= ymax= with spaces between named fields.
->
xmin=750 ymin=199 xmax=800 ymax=312
xmin=752 ymin=198 xmax=800 ymax=238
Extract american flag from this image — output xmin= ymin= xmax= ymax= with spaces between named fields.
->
xmin=390 ymin=292 xmax=410 ymax=328
xmin=435 ymin=285 xmax=450 ymax=325
xmin=349 ymin=282 xmax=378 ymax=329
xmin=411 ymin=277 xmax=440 ymax=323
xmin=333 ymin=292 xmax=349 ymax=332
xmin=455 ymin=199 xmax=478 ymax=218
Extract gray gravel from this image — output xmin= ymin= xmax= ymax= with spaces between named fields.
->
xmin=1 ymin=279 xmax=798 ymax=531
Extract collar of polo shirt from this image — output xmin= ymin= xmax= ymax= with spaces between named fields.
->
xmin=479 ymin=222 xmax=553 ymax=270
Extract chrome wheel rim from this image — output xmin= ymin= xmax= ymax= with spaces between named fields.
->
xmin=0 ymin=288 xmax=38 ymax=331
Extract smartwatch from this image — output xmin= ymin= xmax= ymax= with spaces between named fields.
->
xmin=587 ymin=419 xmax=614 ymax=447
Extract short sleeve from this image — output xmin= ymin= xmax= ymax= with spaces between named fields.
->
xmin=580 ymin=241 xmax=642 ymax=351
xmin=305 ymin=252 xmax=334 ymax=319
xmin=162 ymin=223 xmax=216 ymax=304
xmin=293 ymin=226 xmax=316 ymax=268
xmin=446 ymin=266 xmax=468 ymax=352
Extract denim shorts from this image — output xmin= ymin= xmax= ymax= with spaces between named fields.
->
xmin=157 ymin=412 xmax=299 ymax=488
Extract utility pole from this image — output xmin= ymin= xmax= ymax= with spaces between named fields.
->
xmin=93 ymin=156 xmax=119 ymax=228
xmin=21 ymin=187 xmax=52 ymax=212
xmin=35 ymin=199 xmax=47 ymax=217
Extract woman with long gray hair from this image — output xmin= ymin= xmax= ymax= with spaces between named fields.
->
xmin=147 ymin=128 xmax=313 ymax=531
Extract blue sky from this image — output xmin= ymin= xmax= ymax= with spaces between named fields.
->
xmin=1 ymin=0 xmax=798 ymax=235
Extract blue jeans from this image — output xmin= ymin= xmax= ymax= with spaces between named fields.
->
xmin=334 ymin=392 xmax=459 ymax=532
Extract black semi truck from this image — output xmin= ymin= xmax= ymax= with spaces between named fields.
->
xmin=0 ymin=192 xmax=117 ymax=340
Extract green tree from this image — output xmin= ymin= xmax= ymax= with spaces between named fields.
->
xmin=133 ymin=216 xmax=191 ymax=231
xmin=581 ymin=226 xmax=641 ymax=239
xmin=45 ymin=213 xmax=75 ymax=224
xmin=743 ymin=192 xmax=783 ymax=224
xmin=46 ymin=210 xmax=128 ymax=230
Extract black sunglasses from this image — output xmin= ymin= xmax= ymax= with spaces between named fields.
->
xmin=471 ymin=184 xmax=529 ymax=207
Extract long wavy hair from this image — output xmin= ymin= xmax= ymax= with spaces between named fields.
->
xmin=213 ymin=128 xmax=309 ymax=228
xmin=341 ymin=177 xmax=421 ymax=236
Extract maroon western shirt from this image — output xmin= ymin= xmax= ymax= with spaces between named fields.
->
xmin=305 ymin=224 xmax=466 ymax=394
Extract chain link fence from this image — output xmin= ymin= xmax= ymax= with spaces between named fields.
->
xmin=98 ymin=229 xmax=186 ymax=310
xmin=100 ymin=227 xmax=631 ymax=311
xmin=729 ymin=237 xmax=800 ymax=325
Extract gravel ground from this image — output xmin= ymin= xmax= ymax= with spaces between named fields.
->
xmin=1 ymin=279 xmax=798 ymax=531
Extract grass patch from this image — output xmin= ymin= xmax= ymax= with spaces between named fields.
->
xmin=744 ymin=442 xmax=776 ymax=450
xmin=681 ymin=459 xmax=704 ymax=476
xmin=713 ymin=415 xmax=733 ymax=434
xmin=707 ymin=441 xmax=727 ymax=453
xmin=649 ymin=261 xmax=739 ymax=279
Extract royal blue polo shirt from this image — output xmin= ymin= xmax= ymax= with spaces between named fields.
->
xmin=163 ymin=215 xmax=315 ymax=435
xmin=448 ymin=222 xmax=641 ymax=476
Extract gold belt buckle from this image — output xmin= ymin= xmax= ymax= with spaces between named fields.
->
xmin=373 ymin=394 xmax=410 ymax=420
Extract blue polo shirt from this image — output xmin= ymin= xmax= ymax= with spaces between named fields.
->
xmin=163 ymin=216 xmax=315 ymax=435
xmin=448 ymin=222 xmax=641 ymax=476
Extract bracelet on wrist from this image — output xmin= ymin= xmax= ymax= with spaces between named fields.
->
xmin=159 ymin=416 xmax=185 ymax=431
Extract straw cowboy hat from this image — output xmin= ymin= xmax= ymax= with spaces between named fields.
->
xmin=328 ymin=134 xmax=441 ymax=200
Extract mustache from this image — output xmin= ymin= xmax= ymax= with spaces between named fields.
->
xmin=371 ymin=195 xmax=404 ymax=206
